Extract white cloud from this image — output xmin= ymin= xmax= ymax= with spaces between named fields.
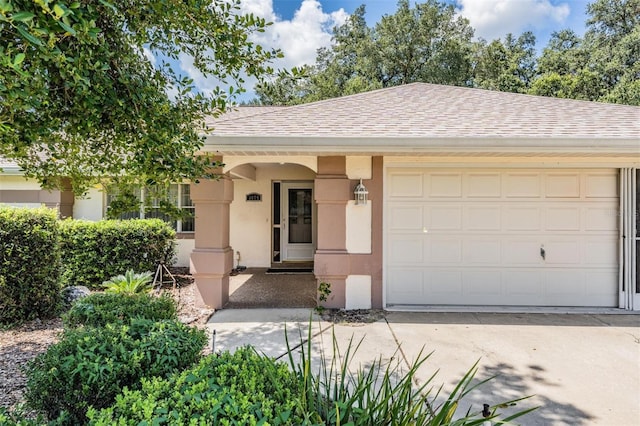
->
xmin=178 ymin=0 xmax=347 ymax=101
xmin=456 ymin=0 xmax=570 ymax=41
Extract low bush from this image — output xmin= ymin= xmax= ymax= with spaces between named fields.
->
xmin=101 ymin=269 xmax=153 ymax=294
xmin=24 ymin=319 xmax=206 ymax=424
xmin=0 ymin=207 xmax=61 ymax=325
xmin=88 ymin=346 xmax=304 ymax=425
xmin=59 ymin=219 xmax=175 ymax=289
xmin=62 ymin=293 xmax=178 ymax=328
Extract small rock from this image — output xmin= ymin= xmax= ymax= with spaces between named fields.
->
xmin=61 ymin=286 xmax=91 ymax=306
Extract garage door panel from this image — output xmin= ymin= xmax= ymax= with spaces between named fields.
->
xmin=426 ymin=270 xmax=462 ymax=303
xmin=585 ymin=270 xmax=618 ymax=304
xmin=389 ymin=173 xmax=423 ymax=198
xmin=585 ymin=173 xmax=618 ymax=198
xmin=386 ymin=268 xmax=423 ymax=303
xmin=389 ymin=237 xmax=423 ymax=263
xmin=429 ymin=173 xmax=462 ymax=197
xmin=585 ymin=207 xmax=618 ymax=231
xmin=585 ymin=239 xmax=618 ymax=265
xmin=467 ymin=173 xmax=501 ymax=197
xmin=429 ymin=206 xmax=462 ymax=230
xmin=465 ymin=206 xmax=501 ymax=230
xmin=428 ymin=238 xmax=461 ymax=263
xmin=546 ymin=207 xmax=580 ymax=231
xmin=544 ymin=241 xmax=581 ymax=264
xmin=389 ymin=205 xmax=423 ymax=230
xmin=505 ymin=206 xmax=541 ymax=230
xmin=463 ymin=270 xmax=502 ymax=302
xmin=505 ymin=173 xmax=541 ymax=198
xmin=544 ymin=270 xmax=586 ymax=305
xmin=504 ymin=270 xmax=544 ymax=301
xmin=503 ymin=240 xmax=541 ymax=265
xmin=386 ymin=168 xmax=619 ymax=308
xmin=463 ymin=240 xmax=501 ymax=264
xmin=546 ymin=173 xmax=581 ymax=198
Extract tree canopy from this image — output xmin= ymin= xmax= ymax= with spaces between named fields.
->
xmin=257 ymin=0 xmax=639 ymax=106
xmin=1 ymin=0 xmax=279 ymax=195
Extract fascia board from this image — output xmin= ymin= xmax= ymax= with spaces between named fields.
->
xmin=202 ymin=135 xmax=640 ymax=155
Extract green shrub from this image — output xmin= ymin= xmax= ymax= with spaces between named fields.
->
xmin=59 ymin=219 xmax=175 ymax=289
xmin=102 ymin=269 xmax=153 ymax=294
xmin=88 ymin=346 xmax=303 ymax=425
xmin=0 ymin=207 xmax=61 ymax=325
xmin=24 ymin=319 xmax=206 ymax=425
xmin=0 ymin=405 xmax=54 ymax=426
xmin=62 ymin=293 xmax=177 ymax=328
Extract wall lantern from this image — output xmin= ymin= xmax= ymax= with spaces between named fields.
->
xmin=354 ymin=179 xmax=368 ymax=205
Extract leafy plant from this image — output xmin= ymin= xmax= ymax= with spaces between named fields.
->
xmin=62 ymin=293 xmax=177 ymax=328
xmin=316 ymin=281 xmax=332 ymax=314
xmin=24 ymin=319 xmax=206 ymax=425
xmin=59 ymin=219 xmax=175 ymax=289
xmin=285 ymin=324 xmax=536 ymax=425
xmin=0 ymin=207 xmax=61 ymax=325
xmin=87 ymin=347 xmax=303 ymax=425
xmin=102 ymin=270 xmax=153 ymax=294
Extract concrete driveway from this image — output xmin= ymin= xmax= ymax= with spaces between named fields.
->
xmin=208 ymin=309 xmax=640 ymax=425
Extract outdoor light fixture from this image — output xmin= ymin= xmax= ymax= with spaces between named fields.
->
xmin=354 ymin=179 xmax=368 ymax=205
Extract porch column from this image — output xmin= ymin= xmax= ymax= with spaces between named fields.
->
xmin=314 ymin=156 xmax=350 ymax=308
xmin=190 ymin=176 xmax=234 ymax=309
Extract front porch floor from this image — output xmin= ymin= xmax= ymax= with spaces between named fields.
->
xmin=225 ymin=268 xmax=317 ymax=309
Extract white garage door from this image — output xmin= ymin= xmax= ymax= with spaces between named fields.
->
xmin=385 ymin=169 xmax=619 ymax=307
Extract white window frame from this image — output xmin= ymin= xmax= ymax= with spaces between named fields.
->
xmin=105 ymin=184 xmax=194 ymax=233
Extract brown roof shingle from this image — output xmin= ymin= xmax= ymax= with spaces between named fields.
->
xmin=208 ymin=83 xmax=640 ymax=140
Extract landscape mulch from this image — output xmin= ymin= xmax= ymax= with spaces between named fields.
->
xmin=0 ymin=271 xmax=213 ymax=411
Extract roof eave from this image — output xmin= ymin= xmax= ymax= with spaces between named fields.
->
xmin=202 ymin=135 xmax=640 ymax=156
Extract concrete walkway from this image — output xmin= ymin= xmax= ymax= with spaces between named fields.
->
xmin=208 ymin=309 xmax=640 ymax=426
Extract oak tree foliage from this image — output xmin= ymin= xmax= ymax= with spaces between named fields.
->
xmin=1 ymin=0 xmax=280 ymax=200
xmin=257 ymin=0 xmax=639 ymax=106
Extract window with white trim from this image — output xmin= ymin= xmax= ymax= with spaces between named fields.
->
xmin=106 ymin=184 xmax=194 ymax=233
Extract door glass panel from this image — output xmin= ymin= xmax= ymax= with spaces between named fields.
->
xmin=288 ymin=188 xmax=312 ymax=243
xmin=273 ymin=228 xmax=281 ymax=262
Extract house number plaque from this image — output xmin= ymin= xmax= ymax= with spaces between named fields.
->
xmin=246 ymin=193 xmax=262 ymax=202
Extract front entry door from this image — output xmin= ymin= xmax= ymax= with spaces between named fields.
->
xmin=282 ymin=182 xmax=314 ymax=261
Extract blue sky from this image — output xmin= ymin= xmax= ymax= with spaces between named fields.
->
xmin=181 ymin=0 xmax=592 ymax=101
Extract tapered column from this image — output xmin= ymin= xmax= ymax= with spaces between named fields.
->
xmin=190 ymin=176 xmax=234 ymax=309
xmin=314 ymin=156 xmax=349 ymax=308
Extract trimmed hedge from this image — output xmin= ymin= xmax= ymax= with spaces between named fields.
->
xmin=88 ymin=347 xmax=303 ymax=425
xmin=62 ymin=293 xmax=178 ymax=328
xmin=59 ymin=219 xmax=176 ymax=289
xmin=0 ymin=207 xmax=61 ymax=325
xmin=24 ymin=319 xmax=207 ymax=425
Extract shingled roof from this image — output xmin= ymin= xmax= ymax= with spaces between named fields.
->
xmin=205 ymin=83 xmax=640 ymax=156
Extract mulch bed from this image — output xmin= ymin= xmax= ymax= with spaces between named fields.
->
xmin=0 ymin=269 xmax=213 ymax=411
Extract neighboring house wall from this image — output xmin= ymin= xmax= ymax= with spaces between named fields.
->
xmin=73 ymin=188 xmax=104 ymax=221
xmin=0 ymin=175 xmax=74 ymax=218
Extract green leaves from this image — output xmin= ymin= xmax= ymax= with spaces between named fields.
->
xmin=0 ymin=207 xmax=61 ymax=326
xmin=11 ymin=11 xmax=35 ymax=22
xmin=258 ymin=0 xmax=638 ymax=107
xmin=1 ymin=0 xmax=279 ymax=195
xmin=24 ymin=319 xmax=206 ymax=424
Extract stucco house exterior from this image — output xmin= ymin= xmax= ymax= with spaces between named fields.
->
xmin=1 ymin=83 xmax=639 ymax=310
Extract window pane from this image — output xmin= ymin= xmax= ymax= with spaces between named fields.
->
xmin=180 ymin=215 xmax=195 ymax=232
xmin=181 ymin=184 xmax=193 ymax=207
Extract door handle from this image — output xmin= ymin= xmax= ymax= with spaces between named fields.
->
xmin=540 ymin=245 xmax=546 ymax=261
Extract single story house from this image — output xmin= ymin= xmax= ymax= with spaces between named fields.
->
xmin=1 ymin=83 xmax=639 ymax=311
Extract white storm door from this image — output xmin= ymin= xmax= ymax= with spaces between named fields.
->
xmin=282 ymin=183 xmax=314 ymax=261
